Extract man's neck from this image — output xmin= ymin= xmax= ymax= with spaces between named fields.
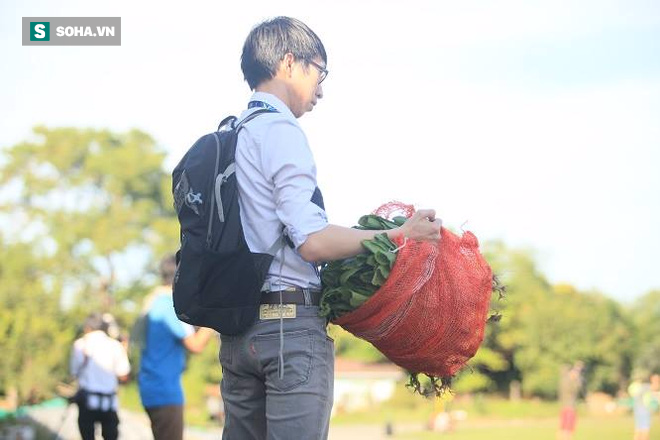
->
xmin=255 ymin=81 xmax=291 ymax=111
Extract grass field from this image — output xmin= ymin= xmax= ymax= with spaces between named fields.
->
xmin=329 ymin=389 xmax=660 ymax=440
xmin=391 ymin=416 xmax=660 ymax=440
xmin=115 ymin=383 xmax=660 ymax=439
xmin=5 ymin=393 xmax=659 ymax=440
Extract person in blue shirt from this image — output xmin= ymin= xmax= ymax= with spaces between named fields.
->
xmin=138 ymin=255 xmax=215 ymax=440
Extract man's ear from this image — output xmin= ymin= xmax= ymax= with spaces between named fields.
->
xmin=282 ymin=53 xmax=295 ymax=77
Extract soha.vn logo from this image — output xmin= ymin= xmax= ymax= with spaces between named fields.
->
xmin=30 ymin=22 xmax=50 ymax=41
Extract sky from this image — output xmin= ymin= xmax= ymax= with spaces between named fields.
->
xmin=1 ymin=0 xmax=659 ymax=303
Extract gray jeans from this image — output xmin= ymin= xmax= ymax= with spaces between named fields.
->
xmin=219 ymin=305 xmax=334 ymax=440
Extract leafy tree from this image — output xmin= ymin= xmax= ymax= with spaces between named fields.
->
xmin=0 ymin=126 xmax=178 ymax=309
xmin=452 ymin=345 xmax=509 ymax=394
xmin=0 ymin=126 xmax=178 ymax=403
xmin=328 ymin=324 xmax=386 ymax=363
xmin=629 ymin=290 xmax=660 ymax=374
xmin=482 ymin=243 xmax=634 ymax=398
xmin=0 ymin=238 xmax=75 ymax=403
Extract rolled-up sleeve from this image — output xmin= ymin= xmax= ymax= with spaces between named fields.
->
xmin=261 ymin=120 xmax=328 ymax=248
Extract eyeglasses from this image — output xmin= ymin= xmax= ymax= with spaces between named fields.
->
xmin=308 ymin=60 xmax=328 ymax=84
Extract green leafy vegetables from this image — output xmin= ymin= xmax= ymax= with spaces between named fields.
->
xmin=319 ymin=215 xmax=407 ymax=321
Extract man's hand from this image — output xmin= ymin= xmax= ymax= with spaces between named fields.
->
xmin=183 ymin=327 xmax=216 ymax=354
xmin=118 ymin=374 xmax=131 ymax=384
xmin=398 ymin=209 xmax=442 ymax=242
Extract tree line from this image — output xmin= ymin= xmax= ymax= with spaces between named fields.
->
xmin=0 ymin=127 xmax=657 ymax=405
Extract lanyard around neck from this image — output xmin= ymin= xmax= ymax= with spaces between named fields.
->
xmin=248 ymin=100 xmax=278 ymax=112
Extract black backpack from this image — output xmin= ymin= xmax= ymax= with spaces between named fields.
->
xmin=171 ymin=109 xmax=279 ymax=335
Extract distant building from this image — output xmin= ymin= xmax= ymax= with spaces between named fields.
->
xmin=333 ymin=358 xmax=404 ymax=415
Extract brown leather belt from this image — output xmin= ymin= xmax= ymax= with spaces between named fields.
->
xmin=260 ymin=288 xmax=322 ymax=306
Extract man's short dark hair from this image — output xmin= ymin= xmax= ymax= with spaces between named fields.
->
xmin=159 ymin=254 xmax=177 ymax=285
xmin=241 ymin=16 xmax=327 ymax=90
xmin=83 ymin=312 xmax=106 ymax=332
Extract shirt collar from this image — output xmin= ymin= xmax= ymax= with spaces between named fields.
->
xmin=249 ymin=92 xmax=296 ymax=121
xmin=84 ymin=330 xmax=107 ymax=341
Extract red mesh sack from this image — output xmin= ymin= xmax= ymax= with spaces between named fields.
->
xmin=333 ymin=202 xmax=493 ymax=385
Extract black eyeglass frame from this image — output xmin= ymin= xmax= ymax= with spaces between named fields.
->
xmin=308 ymin=60 xmax=329 ymax=84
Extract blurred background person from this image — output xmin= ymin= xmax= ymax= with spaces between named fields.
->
xmin=137 ymin=254 xmax=216 ymax=440
xmin=70 ymin=312 xmax=131 ymax=440
xmin=628 ymin=372 xmax=660 ymax=440
xmin=557 ymin=361 xmax=584 ymax=440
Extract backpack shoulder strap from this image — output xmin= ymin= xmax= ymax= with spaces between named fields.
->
xmin=217 ymin=116 xmax=237 ymax=132
xmin=209 ymin=108 xmax=278 ymax=226
xmin=235 ymin=108 xmax=277 ymax=132
xmin=216 ymin=107 xmax=275 ymax=133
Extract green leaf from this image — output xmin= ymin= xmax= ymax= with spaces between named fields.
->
xmin=392 ymin=216 xmax=408 ymax=226
xmin=349 ymin=291 xmax=371 ymax=308
xmin=339 ymin=266 xmax=362 ymax=285
xmin=362 ymin=239 xmax=388 ymax=255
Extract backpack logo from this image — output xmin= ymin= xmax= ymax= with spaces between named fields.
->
xmin=173 ymin=170 xmax=203 ymax=216
xmin=186 ymin=192 xmax=202 ymax=204
xmin=186 ymin=191 xmax=203 ymax=204
xmin=184 ymin=190 xmax=202 ymax=215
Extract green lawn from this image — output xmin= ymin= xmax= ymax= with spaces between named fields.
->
xmin=118 ymin=382 xmax=660 ymax=440
xmin=331 ymin=391 xmax=660 ymax=440
xmin=394 ymin=416 xmax=660 ymax=440
xmin=332 ymin=390 xmax=563 ymax=425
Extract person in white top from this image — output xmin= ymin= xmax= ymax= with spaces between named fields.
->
xmin=70 ymin=312 xmax=130 ymax=440
xmin=219 ymin=16 xmax=441 ymax=440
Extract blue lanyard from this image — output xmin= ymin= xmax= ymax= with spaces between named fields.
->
xmin=248 ymin=100 xmax=278 ymax=112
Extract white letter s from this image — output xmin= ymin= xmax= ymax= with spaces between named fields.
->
xmin=35 ymin=24 xmax=45 ymax=39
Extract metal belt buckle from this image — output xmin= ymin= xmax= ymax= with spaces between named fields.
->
xmin=259 ymin=304 xmax=297 ymax=320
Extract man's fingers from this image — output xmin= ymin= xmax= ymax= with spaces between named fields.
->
xmin=416 ymin=209 xmax=436 ymax=222
xmin=402 ymin=209 xmax=442 ymax=242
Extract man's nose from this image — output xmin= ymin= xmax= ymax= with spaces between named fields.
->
xmin=316 ymin=83 xmax=323 ymax=99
